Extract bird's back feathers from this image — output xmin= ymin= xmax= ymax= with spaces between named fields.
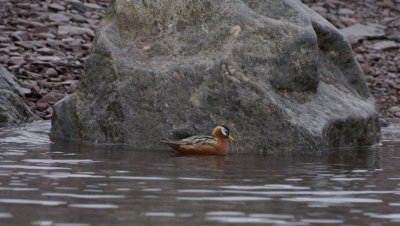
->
xmin=163 ymin=135 xmax=218 ymax=147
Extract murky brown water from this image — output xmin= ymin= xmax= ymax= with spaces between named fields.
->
xmin=0 ymin=121 xmax=400 ymax=225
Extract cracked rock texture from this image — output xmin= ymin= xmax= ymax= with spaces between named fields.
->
xmin=50 ymin=0 xmax=381 ymax=153
xmin=0 ymin=65 xmax=33 ymax=126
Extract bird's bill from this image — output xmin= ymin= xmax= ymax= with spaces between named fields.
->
xmin=228 ymin=135 xmax=237 ymax=143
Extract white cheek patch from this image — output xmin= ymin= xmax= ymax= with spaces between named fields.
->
xmin=220 ymin=127 xmax=228 ymax=136
xmin=222 ymin=129 xmax=227 ymax=136
xmin=216 ymin=126 xmax=229 ymax=137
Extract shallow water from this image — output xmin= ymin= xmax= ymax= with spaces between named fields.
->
xmin=0 ymin=121 xmax=400 ymax=225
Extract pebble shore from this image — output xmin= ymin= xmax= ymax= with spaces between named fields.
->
xmin=0 ymin=0 xmax=399 ymax=121
xmin=0 ymin=0 xmax=108 ymax=120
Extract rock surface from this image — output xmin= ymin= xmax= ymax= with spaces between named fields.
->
xmin=0 ymin=65 xmax=33 ymax=126
xmin=303 ymin=0 xmax=400 ymax=120
xmin=50 ymin=0 xmax=380 ymax=153
xmin=1 ymin=0 xmax=399 ymax=120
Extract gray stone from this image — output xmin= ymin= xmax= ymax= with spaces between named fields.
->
xmin=50 ymin=0 xmax=381 ymax=153
xmin=370 ymin=41 xmax=399 ymax=51
xmin=0 ymin=65 xmax=33 ymax=126
xmin=58 ymin=25 xmax=95 ymax=38
xmin=48 ymin=3 xmax=66 ymax=11
xmin=340 ymin=23 xmax=385 ymax=45
xmin=45 ymin=68 xmax=58 ymax=77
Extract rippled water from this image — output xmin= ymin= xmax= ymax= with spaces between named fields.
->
xmin=1 ymin=121 xmax=400 ymax=225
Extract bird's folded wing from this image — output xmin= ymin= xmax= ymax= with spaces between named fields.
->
xmin=174 ymin=136 xmax=218 ymax=146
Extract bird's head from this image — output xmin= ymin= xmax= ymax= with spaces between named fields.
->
xmin=213 ymin=125 xmax=237 ymax=142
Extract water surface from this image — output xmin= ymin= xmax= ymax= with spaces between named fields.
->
xmin=0 ymin=121 xmax=400 ymax=225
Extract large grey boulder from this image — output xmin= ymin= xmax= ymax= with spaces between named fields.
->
xmin=0 ymin=65 xmax=33 ymax=126
xmin=50 ymin=0 xmax=380 ymax=153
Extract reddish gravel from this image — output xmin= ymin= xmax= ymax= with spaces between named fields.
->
xmin=0 ymin=0 xmax=109 ymax=120
xmin=0 ymin=0 xmax=399 ymax=121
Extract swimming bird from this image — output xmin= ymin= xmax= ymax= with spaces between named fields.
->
xmin=162 ymin=125 xmax=237 ymax=156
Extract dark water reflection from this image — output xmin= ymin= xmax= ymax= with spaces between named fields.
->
xmin=0 ymin=121 xmax=400 ymax=225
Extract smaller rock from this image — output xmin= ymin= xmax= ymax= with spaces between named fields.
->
xmin=70 ymin=2 xmax=87 ymax=13
xmin=369 ymin=41 xmax=399 ymax=51
xmin=0 ymin=57 xmax=7 ymax=64
xmin=45 ymin=106 xmax=53 ymax=114
xmin=44 ymin=113 xmax=53 ymax=120
xmin=34 ymin=33 xmax=56 ymax=39
xmin=365 ymin=53 xmax=381 ymax=60
xmin=0 ymin=65 xmax=34 ymax=125
xmin=0 ymin=36 xmax=9 ymax=42
xmin=63 ymin=80 xmax=78 ymax=94
xmin=48 ymin=13 xmax=70 ymax=23
xmin=54 ymin=50 xmax=67 ymax=57
xmin=386 ymin=79 xmax=400 ymax=89
xmin=16 ymin=3 xmax=32 ymax=9
xmin=35 ymin=102 xmax=48 ymax=111
xmin=385 ymin=118 xmax=400 ymax=124
xmin=82 ymin=33 xmax=93 ymax=41
xmin=340 ymin=23 xmax=385 ymax=45
xmin=39 ymin=89 xmax=48 ymax=97
xmin=58 ymin=25 xmax=95 ymax=38
xmin=361 ymin=65 xmax=372 ymax=74
xmin=0 ymin=47 xmax=8 ymax=54
xmin=389 ymin=106 xmax=400 ymax=113
xmin=10 ymin=31 xmax=30 ymax=41
xmin=60 ymin=80 xmax=78 ymax=86
xmin=46 ymin=39 xmax=63 ymax=48
xmin=14 ymin=19 xmax=46 ymax=30
xmin=15 ymin=41 xmax=34 ymax=49
xmin=7 ymin=45 xmax=19 ymax=51
xmin=326 ymin=0 xmax=342 ymax=5
xmin=379 ymin=118 xmax=390 ymax=127
xmin=8 ymin=58 xmax=26 ymax=66
xmin=38 ymin=79 xmax=55 ymax=89
xmin=20 ymin=87 xmax=31 ymax=96
xmin=37 ymin=47 xmax=55 ymax=55
xmin=33 ymin=25 xmax=51 ymax=33
xmin=31 ymin=86 xmax=43 ymax=97
xmin=37 ymin=92 xmax=65 ymax=105
xmin=71 ymin=14 xmax=87 ymax=23
xmin=48 ymin=3 xmax=66 ymax=11
xmin=341 ymin=17 xmax=358 ymax=27
xmin=21 ymin=80 xmax=38 ymax=90
xmin=338 ymin=8 xmax=355 ymax=15
xmin=81 ymin=43 xmax=92 ymax=50
xmin=49 ymin=77 xmax=62 ymax=82
xmin=65 ymin=39 xmax=85 ymax=51
xmin=45 ymin=68 xmax=58 ymax=77
xmin=37 ymin=56 xmax=62 ymax=62
xmin=387 ymin=35 xmax=400 ymax=43
xmin=23 ymin=70 xmax=42 ymax=79
xmin=84 ymin=3 xmax=103 ymax=10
